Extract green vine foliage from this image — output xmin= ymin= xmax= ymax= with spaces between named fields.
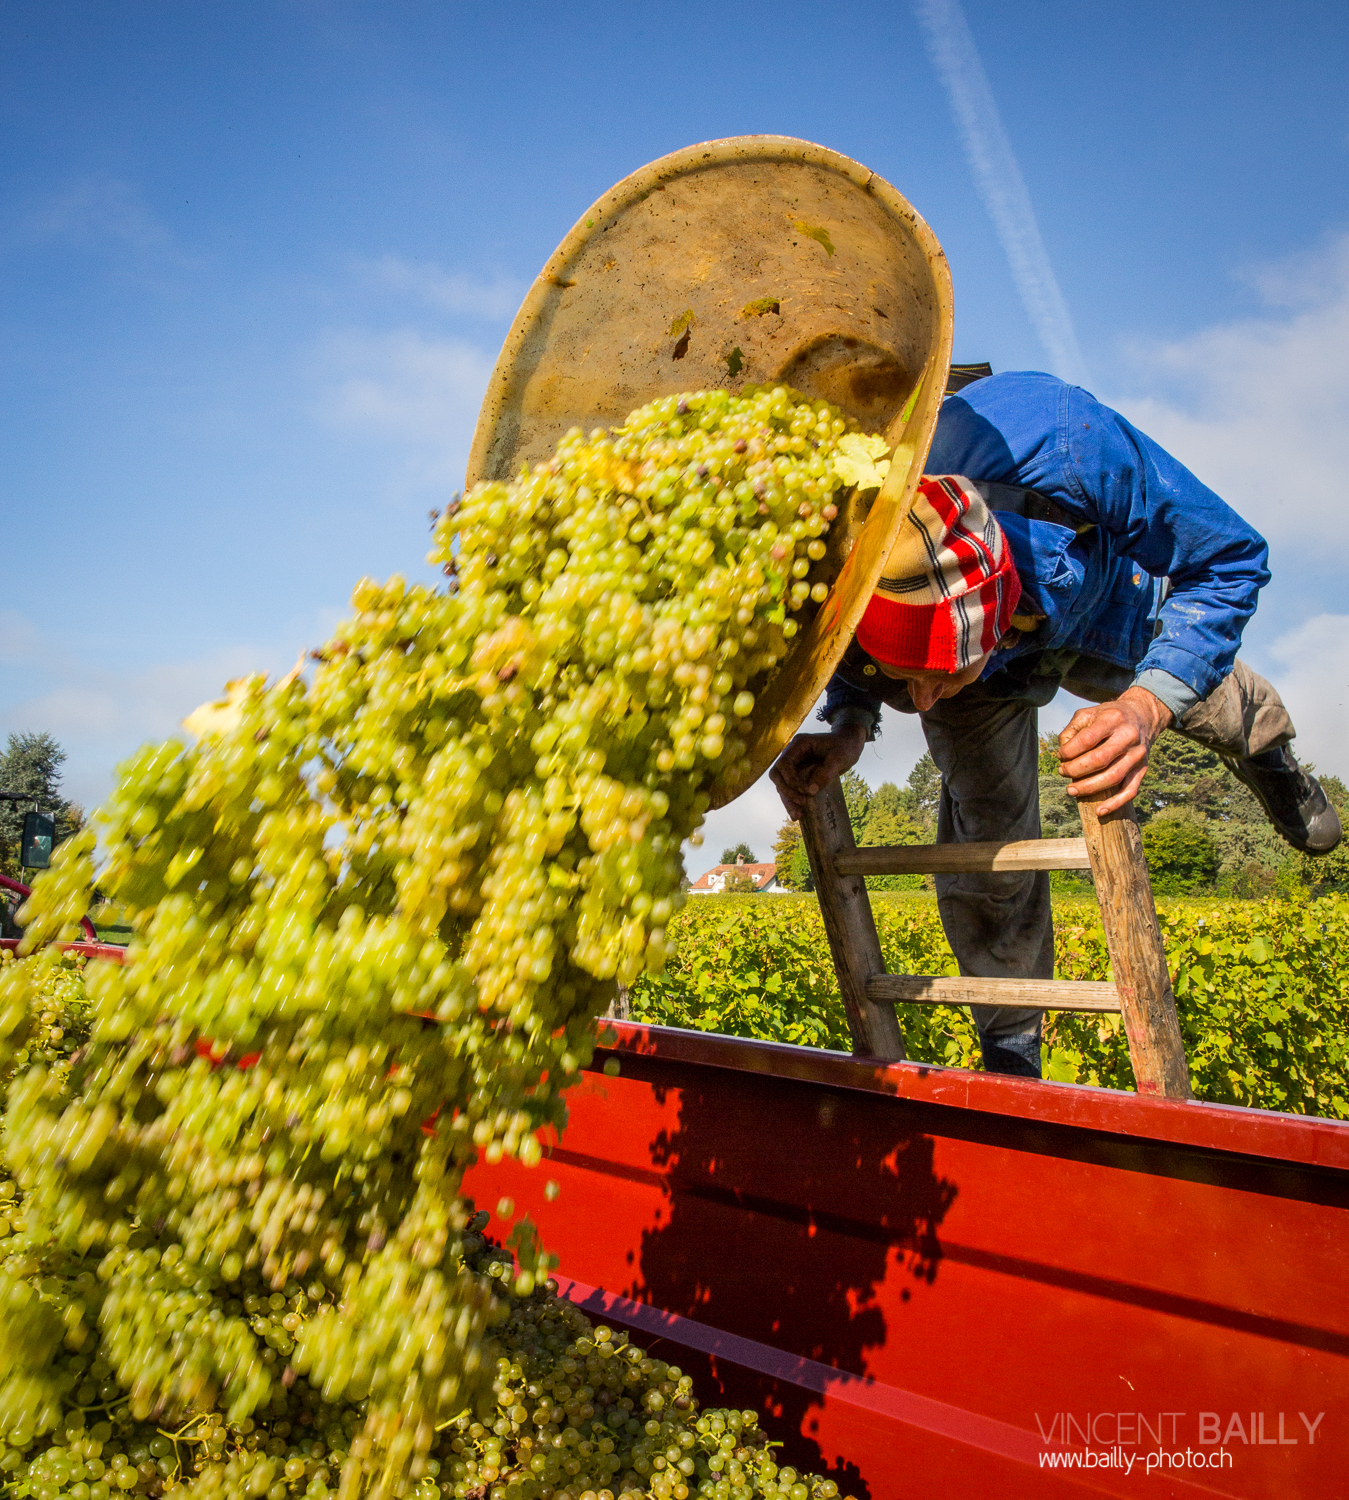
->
xmin=629 ymin=893 xmax=1349 ymax=1118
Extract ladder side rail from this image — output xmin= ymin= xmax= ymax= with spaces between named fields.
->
xmin=799 ymin=778 xmax=907 ymax=1061
xmin=1077 ymin=795 xmax=1192 ymax=1099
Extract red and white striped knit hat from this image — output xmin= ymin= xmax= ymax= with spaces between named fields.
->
xmin=856 ymin=475 xmax=1022 ymax=672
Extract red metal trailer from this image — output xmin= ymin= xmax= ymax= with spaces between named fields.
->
xmin=464 ymin=1020 xmax=1349 ymax=1500
xmin=17 ymin=936 xmax=1346 ymax=1496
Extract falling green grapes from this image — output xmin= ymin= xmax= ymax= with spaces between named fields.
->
xmin=0 ymin=386 xmax=872 ymax=1500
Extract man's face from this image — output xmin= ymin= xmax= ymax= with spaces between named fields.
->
xmin=874 ymin=652 xmax=990 ymax=712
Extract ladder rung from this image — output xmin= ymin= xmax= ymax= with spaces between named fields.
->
xmin=867 ymin=974 xmax=1120 ymax=1012
xmin=836 ymin=836 xmax=1091 ymax=877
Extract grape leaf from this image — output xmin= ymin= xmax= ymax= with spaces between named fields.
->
xmin=831 ymin=432 xmax=891 ymax=491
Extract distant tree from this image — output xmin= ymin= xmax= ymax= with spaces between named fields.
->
xmin=905 ymin=752 xmax=941 ymax=831
xmin=840 ymin=770 xmax=871 ymax=840
xmin=858 ymin=780 xmax=927 ymax=892
xmin=1279 ymin=773 xmax=1349 ymax=897
xmin=787 ymin=841 xmax=814 ymax=892
xmin=1038 ymin=735 xmax=1082 ymax=840
xmin=720 ymin=841 xmax=756 ymax=865
xmin=859 ymin=782 xmax=925 ymax=849
xmin=0 ymin=732 xmax=84 ymax=882
xmin=0 ymin=731 xmax=84 ymax=937
xmin=1141 ymin=807 xmax=1219 ymax=894
xmin=1136 ymin=734 xmax=1235 ymax=823
xmin=772 ymin=822 xmax=803 ymax=889
xmin=1211 ymin=816 xmax=1285 ymax=896
xmin=720 ymin=870 xmax=759 ymax=895
xmin=1037 ymin=733 xmax=1061 ymax=776
xmin=1035 ymin=736 xmax=1090 ymax=890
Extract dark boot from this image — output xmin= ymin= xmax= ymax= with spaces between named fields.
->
xmin=1223 ymin=746 xmax=1342 ymax=854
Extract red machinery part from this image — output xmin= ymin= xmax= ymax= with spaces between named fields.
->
xmin=0 ymin=870 xmax=98 ymax=942
xmin=463 ymin=1022 xmax=1349 ymax=1500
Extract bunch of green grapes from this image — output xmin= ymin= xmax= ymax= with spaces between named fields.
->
xmin=0 ymin=1213 xmax=851 ymax=1500
xmin=0 ymin=386 xmax=875 ymax=1496
xmin=410 ymin=1236 xmax=850 ymax=1500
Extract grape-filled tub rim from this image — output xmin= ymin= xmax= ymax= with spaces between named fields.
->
xmin=464 ymin=135 xmax=955 ymax=808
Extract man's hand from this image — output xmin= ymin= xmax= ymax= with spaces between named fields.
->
xmin=1058 ymin=686 xmax=1174 ymax=815
xmin=770 ymin=724 xmax=868 ymax=821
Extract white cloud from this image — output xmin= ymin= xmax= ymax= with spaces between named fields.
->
xmin=1101 ymin=232 xmax=1349 ymax=778
xmin=1111 ymin=233 xmax=1349 ymax=554
xmin=20 ymin=176 xmax=180 ymax=257
xmin=1262 ymin=614 xmax=1349 ymax=781
xmin=312 ymin=328 xmax=495 ymax=499
xmin=317 ymin=328 xmax=492 ymax=468
xmin=357 ymin=254 xmax=524 ymax=322
xmin=0 ymin=610 xmax=343 ymax=812
xmin=320 ymin=329 xmax=493 ymax=442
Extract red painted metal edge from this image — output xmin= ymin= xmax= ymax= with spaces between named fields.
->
xmin=594 ymin=1021 xmax=1349 ymax=1172
xmin=1 ymin=938 xmax=127 ymax=962
xmin=57 ymin=940 xmax=129 ymax=961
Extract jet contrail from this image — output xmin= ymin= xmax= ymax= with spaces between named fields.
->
xmin=913 ymin=0 xmax=1088 ymax=386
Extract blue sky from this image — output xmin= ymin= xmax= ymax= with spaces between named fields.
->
xmin=3 ymin=0 xmax=1348 ymax=864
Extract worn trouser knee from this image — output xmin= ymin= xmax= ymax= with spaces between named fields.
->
xmin=1175 ymin=659 xmax=1295 ymax=760
xmin=922 ymin=687 xmax=1053 ymax=1075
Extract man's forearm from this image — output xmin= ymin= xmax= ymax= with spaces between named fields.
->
xmin=826 ymin=704 xmax=879 ymax=740
xmin=821 ymin=671 xmax=882 ymax=738
xmin=1117 ymin=683 xmax=1174 ymax=738
xmin=831 ymin=720 xmax=869 ymax=756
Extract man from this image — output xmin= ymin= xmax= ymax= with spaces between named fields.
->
xmin=771 ymin=370 xmax=1341 ymax=1079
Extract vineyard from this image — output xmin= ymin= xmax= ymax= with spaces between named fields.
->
xmin=629 ymin=891 xmax=1349 ymax=1118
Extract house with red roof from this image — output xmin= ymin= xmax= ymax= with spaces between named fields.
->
xmin=688 ymin=854 xmax=787 ymax=894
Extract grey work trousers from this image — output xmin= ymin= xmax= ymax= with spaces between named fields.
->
xmin=918 ymin=659 xmax=1294 ymax=1077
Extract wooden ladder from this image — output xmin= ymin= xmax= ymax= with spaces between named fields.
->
xmin=800 ymin=780 xmax=1192 ymax=1098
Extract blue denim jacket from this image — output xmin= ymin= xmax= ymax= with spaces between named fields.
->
xmin=823 ymin=371 xmax=1270 ymax=728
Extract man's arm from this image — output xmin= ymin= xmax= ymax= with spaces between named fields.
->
xmin=770 ymin=670 xmax=881 ymax=819
xmin=936 ymin=376 xmax=1268 ymax=807
xmin=1054 ymin=386 xmax=1268 ymax=808
xmin=1060 ymin=384 xmax=1270 ymax=706
xmin=935 ymin=374 xmax=1271 ymax=709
